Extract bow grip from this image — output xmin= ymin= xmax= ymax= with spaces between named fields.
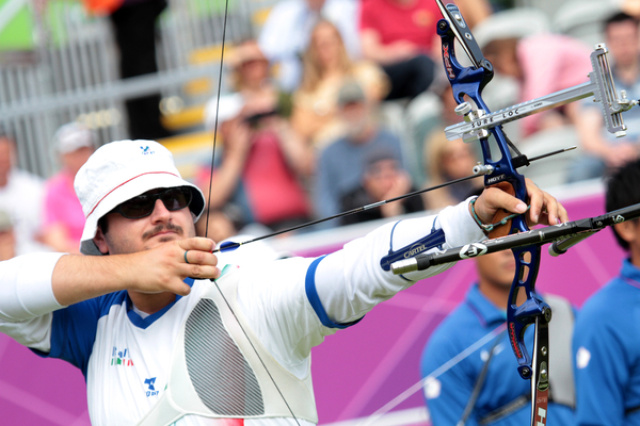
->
xmin=485 ymin=181 xmax=520 ymax=238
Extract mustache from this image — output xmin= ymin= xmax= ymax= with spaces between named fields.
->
xmin=142 ymin=223 xmax=184 ymax=240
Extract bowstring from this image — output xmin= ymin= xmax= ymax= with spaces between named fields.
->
xmin=202 ymin=4 xmax=301 ymax=425
xmin=203 ymin=23 xmax=226 ymax=238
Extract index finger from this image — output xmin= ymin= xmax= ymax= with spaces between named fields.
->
xmin=179 ymin=237 xmax=216 ymax=253
xmin=525 ymin=178 xmax=568 ymax=225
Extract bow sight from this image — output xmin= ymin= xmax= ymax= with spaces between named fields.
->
xmin=445 ymin=45 xmax=636 ymax=142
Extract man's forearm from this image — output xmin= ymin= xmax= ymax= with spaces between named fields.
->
xmin=0 ymin=253 xmax=65 ymax=321
xmin=315 ymin=199 xmax=483 ymax=324
xmin=51 ymin=254 xmax=137 ymax=306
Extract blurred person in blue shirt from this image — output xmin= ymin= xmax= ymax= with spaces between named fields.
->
xmin=421 ymin=249 xmax=575 ymax=425
xmin=573 ymin=157 xmax=640 ymax=425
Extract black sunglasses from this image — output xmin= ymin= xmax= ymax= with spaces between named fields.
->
xmin=112 ymin=187 xmax=193 ymax=219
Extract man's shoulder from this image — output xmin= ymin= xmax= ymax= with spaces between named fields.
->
xmin=583 ymin=278 xmax=634 ymax=308
xmin=319 ymin=137 xmax=351 ymax=159
xmin=373 ymin=127 xmax=402 ymax=142
xmin=575 ymin=278 xmax=635 ymax=330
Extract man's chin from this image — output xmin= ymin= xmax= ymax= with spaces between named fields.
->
xmin=157 ymin=234 xmax=179 ymax=243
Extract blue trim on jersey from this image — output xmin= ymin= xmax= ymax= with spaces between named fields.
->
xmin=38 ymin=277 xmax=195 ymax=377
xmin=388 ymin=221 xmax=412 ymax=283
xmin=126 ymin=277 xmax=194 ymax=329
xmin=305 ymin=256 xmax=362 ymax=329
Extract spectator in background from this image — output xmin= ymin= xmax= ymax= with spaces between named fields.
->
xmin=258 ymin=0 xmax=360 ymax=92
xmin=111 ymin=0 xmax=171 ymax=140
xmin=573 ymin=158 xmax=640 ymax=424
xmin=196 ymin=202 xmax=271 ymax=247
xmin=340 ymin=148 xmax=423 ymax=226
xmin=81 ymin=0 xmax=170 ymax=139
xmin=291 ymin=20 xmax=389 ymax=148
xmin=422 ymin=132 xmax=482 ymax=210
xmin=407 ymin=82 xmax=469 ymax=184
xmin=314 ymin=80 xmax=407 ymax=224
xmin=569 ymin=12 xmax=640 ymax=183
xmin=358 ymin=0 xmax=490 ymax=101
xmin=474 ymin=9 xmax=592 ymax=138
xmin=196 ymin=94 xmax=313 ymax=233
xmin=227 ymin=39 xmax=293 ymax=119
xmin=0 ymin=209 xmax=16 ymax=260
xmin=42 ymin=123 xmax=97 ymax=253
xmin=421 ymin=249 xmax=575 ymax=425
xmin=0 ymin=133 xmax=47 ymax=254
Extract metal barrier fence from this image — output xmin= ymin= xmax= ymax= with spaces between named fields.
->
xmin=0 ymin=0 xmax=269 ymax=177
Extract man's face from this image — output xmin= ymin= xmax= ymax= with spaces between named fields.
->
xmin=339 ymin=101 xmax=369 ymax=140
xmin=440 ymin=139 xmax=477 ymax=180
xmin=94 ymin=188 xmax=196 ymax=255
xmin=606 ymin=20 xmax=640 ymax=68
xmin=363 ymin=159 xmax=400 ymax=200
xmin=475 ymin=250 xmax=516 ymax=291
xmin=483 ymin=38 xmax=521 ymax=80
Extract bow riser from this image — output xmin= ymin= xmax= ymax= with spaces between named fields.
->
xmin=436 ymin=4 xmax=549 ymax=424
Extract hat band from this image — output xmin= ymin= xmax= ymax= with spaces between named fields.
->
xmin=86 ymin=171 xmax=181 ymax=219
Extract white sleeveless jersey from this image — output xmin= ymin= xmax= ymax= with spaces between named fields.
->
xmin=51 ymin=258 xmax=321 ymax=425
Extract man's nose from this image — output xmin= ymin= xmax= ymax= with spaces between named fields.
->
xmin=149 ymin=198 xmax=171 ymax=221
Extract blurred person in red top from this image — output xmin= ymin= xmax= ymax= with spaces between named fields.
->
xmin=196 ymin=94 xmax=313 ymax=233
xmin=358 ymin=0 xmax=490 ymax=100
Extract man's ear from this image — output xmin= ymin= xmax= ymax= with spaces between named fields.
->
xmin=93 ymin=227 xmax=110 ymax=255
xmin=613 ymin=221 xmax=637 ymax=244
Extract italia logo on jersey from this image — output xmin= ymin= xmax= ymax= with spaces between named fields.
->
xmin=111 ymin=346 xmax=134 ymax=366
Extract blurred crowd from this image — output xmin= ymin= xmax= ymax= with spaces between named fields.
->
xmin=2 ymin=0 xmax=640 ymax=259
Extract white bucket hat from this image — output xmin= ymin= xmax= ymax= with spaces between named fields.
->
xmin=75 ymin=140 xmax=206 ymax=255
